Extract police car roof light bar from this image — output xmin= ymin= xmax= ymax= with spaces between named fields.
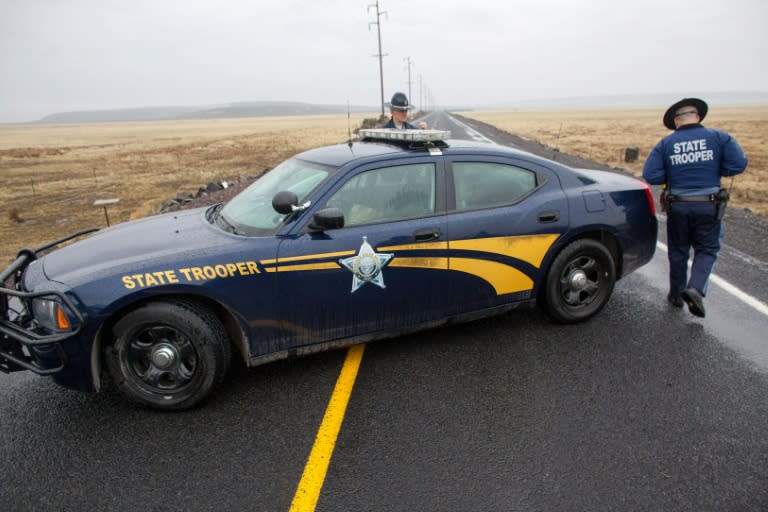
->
xmin=359 ymin=128 xmax=451 ymax=143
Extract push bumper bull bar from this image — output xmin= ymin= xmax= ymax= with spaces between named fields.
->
xmin=0 ymin=288 xmax=84 ymax=375
xmin=0 ymin=228 xmax=98 ymax=375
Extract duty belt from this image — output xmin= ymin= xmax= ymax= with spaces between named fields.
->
xmin=667 ymin=194 xmax=716 ymax=202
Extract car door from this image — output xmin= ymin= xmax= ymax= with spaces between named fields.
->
xmin=443 ymin=155 xmax=569 ymax=314
xmin=273 ymin=158 xmax=448 ymax=349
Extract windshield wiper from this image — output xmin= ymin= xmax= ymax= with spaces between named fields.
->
xmin=211 ymin=205 xmax=243 ymax=235
xmin=205 ymin=203 xmax=223 ymax=223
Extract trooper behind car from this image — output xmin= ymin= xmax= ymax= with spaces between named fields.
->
xmin=380 ymin=91 xmax=428 ymax=130
xmin=643 ymin=97 xmax=748 ymax=318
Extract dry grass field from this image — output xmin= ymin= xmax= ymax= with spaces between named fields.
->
xmin=463 ymin=106 xmax=767 ymax=215
xmin=1 ymin=107 xmax=765 ymax=266
xmin=0 ymin=114 xmax=372 ymax=264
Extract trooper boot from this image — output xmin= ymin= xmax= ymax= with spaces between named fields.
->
xmin=681 ymin=288 xmax=706 ymax=318
xmin=667 ymin=293 xmax=684 ymax=308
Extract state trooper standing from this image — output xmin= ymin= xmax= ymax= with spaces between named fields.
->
xmin=380 ymin=92 xmax=427 ymax=129
xmin=643 ymin=98 xmax=748 ymax=317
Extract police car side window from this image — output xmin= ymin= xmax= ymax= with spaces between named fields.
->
xmin=452 ymin=162 xmax=536 ymax=211
xmin=326 ymin=163 xmax=436 ymax=226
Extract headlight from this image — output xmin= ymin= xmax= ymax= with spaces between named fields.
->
xmin=31 ymin=298 xmax=73 ymax=331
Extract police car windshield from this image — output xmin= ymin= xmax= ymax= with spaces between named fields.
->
xmin=220 ymin=158 xmax=332 ymax=234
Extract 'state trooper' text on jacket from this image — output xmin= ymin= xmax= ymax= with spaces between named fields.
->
xmin=643 ymin=124 xmax=748 ymax=195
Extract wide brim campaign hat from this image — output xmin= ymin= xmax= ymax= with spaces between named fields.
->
xmin=663 ymin=97 xmax=708 ymax=130
xmin=385 ymin=92 xmax=414 ymax=111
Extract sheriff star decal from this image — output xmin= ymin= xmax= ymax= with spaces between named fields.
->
xmin=340 ymin=237 xmax=394 ymax=293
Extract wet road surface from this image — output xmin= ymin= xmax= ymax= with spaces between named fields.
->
xmin=2 ymin=113 xmax=767 ymax=511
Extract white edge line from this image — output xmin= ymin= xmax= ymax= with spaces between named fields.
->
xmin=656 ymin=241 xmax=768 ymax=317
xmin=448 ymin=115 xmax=496 ymax=144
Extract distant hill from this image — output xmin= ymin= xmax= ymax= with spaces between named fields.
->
xmin=38 ymin=106 xmax=204 ymax=123
xmin=178 ymin=101 xmax=375 ymax=119
xmin=33 ymin=91 xmax=768 ymax=124
xmin=37 ymin=101 xmax=378 ymax=124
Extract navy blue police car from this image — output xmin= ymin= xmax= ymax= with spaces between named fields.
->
xmin=0 ymin=129 xmax=657 ymax=409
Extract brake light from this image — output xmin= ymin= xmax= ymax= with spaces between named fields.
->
xmin=639 ymin=179 xmax=656 ymax=216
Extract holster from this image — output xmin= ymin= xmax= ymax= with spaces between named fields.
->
xmin=715 ymin=188 xmax=729 ymax=220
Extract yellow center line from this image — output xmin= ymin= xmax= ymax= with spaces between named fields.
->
xmin=289 ymin=344 xmax=366 ymax=512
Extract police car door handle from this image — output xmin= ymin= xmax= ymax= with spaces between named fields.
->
xmin=538 ymin=211 xmax=560 ymax=223
xmin=413 ymin=228 xmax=441 ymax=241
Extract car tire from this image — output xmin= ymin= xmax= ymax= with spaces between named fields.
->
xmin=107 ymin=299 xmax=230 ymax=410
xmin=542 ymin=239 xmax=616 ymax=324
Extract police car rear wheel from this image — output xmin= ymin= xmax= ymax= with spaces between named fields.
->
xmin=107 ymin=299 xmax=230 ymax=410
xmin=543 ymin=239 xmax=616 ymax=324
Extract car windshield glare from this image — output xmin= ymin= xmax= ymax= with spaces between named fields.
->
xmin=221 ymin=158 xmax=331 ymax=232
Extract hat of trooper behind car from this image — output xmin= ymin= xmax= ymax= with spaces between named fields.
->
xmin=386 ymin=91 xmax=414 ymax=111
xmin=663 ymin=97 xmax=708 ymax=130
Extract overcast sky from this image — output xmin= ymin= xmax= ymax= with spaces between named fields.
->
xmin=1 ymin=0 xmax=766 ymax=122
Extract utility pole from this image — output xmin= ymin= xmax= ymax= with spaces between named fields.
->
xmin=419 ymin=74 xmax=423 ymax=113
xmin=368 ymin=1 xmax=387 ymax=117
xmin=404 ymin=57 xmax=414 ymax=108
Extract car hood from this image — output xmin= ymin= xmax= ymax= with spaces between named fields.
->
xmin=41 ymin=207 xmax=237 ymax=286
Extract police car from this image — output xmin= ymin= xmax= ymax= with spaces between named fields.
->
xmin=0 ymin=129 xmax=658 ymax=409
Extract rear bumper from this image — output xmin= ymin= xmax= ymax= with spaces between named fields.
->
xmin=620 ymin=215 xmax=658 ymax=278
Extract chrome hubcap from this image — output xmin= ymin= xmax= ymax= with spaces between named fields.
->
xmin=151 ymin=344 xmax=177 ymax=369
xmin=569 ymin=269 xmax=588 ymax=291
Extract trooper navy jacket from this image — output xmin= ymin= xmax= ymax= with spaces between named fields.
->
xmin=380 ymin=118 xmax=418 ymax=130
xmin=643 ymin=124 xmax=748 ymax=195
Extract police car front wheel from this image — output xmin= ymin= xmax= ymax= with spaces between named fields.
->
xmin=107 ymin=299 xmax=231 ymax=410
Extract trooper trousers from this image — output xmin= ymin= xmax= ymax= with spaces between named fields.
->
xmin=666 ymin=200 xmax=722 ymax=297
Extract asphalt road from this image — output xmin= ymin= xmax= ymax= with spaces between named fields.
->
xmin=2 ymin=113 xmax=767 ymax=511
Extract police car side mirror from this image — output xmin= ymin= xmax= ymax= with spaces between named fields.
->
xmin=272 ymin=191 xmax=299 ymax=214
xmin=309 ymin=208 xmax=345 ymax=231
